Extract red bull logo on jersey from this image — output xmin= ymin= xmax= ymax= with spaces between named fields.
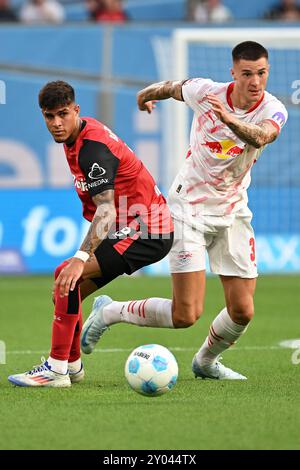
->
xmin=203 ymin=139 xmax=244 ymax=160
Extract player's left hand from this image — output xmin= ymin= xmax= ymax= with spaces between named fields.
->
xmin=55 ymin=258 xmax=84 ymax=298
xmin=206 ymin=94 xmax=231 ymax=124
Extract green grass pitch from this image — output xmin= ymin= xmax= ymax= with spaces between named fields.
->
xmin=0 ymin=275 xmax=299 ymax=450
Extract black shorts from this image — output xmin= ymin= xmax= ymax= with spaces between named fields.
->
xmin=92 ymin=229 xmax=174 ymax=289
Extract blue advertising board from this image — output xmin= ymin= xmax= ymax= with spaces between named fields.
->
xmin=0 ymin=189 xmax=88 ymax=273
xmin=1 ymin=189 xmax=300 ymax=274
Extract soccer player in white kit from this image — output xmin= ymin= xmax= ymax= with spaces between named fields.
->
xmin=80 ymin=41 xmax=288 ymax=380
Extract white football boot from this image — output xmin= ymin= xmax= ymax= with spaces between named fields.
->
xmin=68 ymin=362 xmax=85 ymax=384
xmin=8 ymin=357 xmax=71 ymax=387
xmin=192 ymin=355 xmax=247 ymax=380
xmin=81 ymin=295 xmax=112 ymax=354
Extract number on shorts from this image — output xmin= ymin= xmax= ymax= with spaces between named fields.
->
xmin=249 ymin=237 xmax=256 ymax=262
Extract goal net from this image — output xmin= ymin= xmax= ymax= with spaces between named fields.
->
xmin=170 ymin=28 xmax=300 ymax=237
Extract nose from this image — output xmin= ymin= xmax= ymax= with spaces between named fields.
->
xmin=250 ymin=75 xmax=260 ymax=87
xmin=53 ymin=116 xmax=62 ymax=128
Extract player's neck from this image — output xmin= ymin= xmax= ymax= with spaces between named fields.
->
xmin=230 ymin=85 xmax=263 ymax=111
xmin=65 ymin=118 xmax=83 ymax=146
xmin=230 ymin=89 xmax=253 ymax=110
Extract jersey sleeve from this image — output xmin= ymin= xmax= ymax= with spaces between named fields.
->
xmin=259 ymin=100 xmax=288 ymax=134
xmin=78 ymin=139 xmax=120 ymax=197
xmin=182 ymin=77 xmax=214 ymax=113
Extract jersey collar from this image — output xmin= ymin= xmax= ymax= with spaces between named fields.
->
xmin=226 ymin=82 xmax=265 ymax=113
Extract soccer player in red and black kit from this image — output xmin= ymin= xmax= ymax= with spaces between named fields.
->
xmin=8 ymin=81 xmax=174 ymax=387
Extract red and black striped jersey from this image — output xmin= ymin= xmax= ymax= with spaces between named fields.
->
xmin=64 ymin=117 xmax=173 ymax=234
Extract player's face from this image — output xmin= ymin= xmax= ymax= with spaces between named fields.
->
xmin=42 ymin=104 xmax=80 ymax=143
xmin=231 ymin=58 xmax=269 ymax=106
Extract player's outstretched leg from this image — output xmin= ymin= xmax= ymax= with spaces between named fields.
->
xmin=8 ymin=357 xmax=71 ymax=387
xmin=192 ymin=307 xmax=248 ymax=380
xmin=81 ymin=295 xmax=174 ymax=354
xmin=192 ymin=355 xmax=247 ymax=380
xmin=81 ymin=295 xmax=112 ymax=354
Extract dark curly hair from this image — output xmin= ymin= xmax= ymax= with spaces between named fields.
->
xmin=39 ymin=81 xmax=75 ymax=110
xmin=232 ymin=41 xmax=268 ymax=63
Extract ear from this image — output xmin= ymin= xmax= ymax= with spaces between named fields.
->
xmin=74 ymin=104 xmax=80 ymax=115
xmin=230 ymin=67 xmax=235 ymax=80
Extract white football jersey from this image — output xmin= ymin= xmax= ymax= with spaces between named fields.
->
xmin=168 ymin=78 xmax=288 ymax=227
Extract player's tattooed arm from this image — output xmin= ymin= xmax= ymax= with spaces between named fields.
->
xmin=54 ymin=190 xmax=116 ymax=297
xmin=206 ymin=94 xmax=279 ymax=148
xmin=137 ymin=80 xmax=184 ymax=113
xmin=80 ymin=189 xmax=116 ymax=258
xmin=225 ymin=119 xmax=278 ymax=149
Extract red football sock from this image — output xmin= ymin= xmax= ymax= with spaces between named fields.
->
xmin=50 ymin=261 xmax=82 ymax=361
xmin=68 ymin=311 xmax=83 ymax=363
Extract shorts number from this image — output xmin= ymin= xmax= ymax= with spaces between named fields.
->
xmin=249 ymin=237 xmax=256 ymax=262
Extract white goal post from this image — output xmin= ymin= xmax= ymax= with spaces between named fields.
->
xmin=170 ymin=27 xmax=300 ymax=182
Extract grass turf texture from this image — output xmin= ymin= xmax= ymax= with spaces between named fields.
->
xmin=0 ymin=275 xmax=299 ymax=450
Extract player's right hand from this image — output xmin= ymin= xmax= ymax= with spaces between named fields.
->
xmin=55 ymin=258 xmax=84 ymax=298
xmin=137 ymin=99 xmax=157 ymax=114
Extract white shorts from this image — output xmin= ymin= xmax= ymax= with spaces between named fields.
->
xmin=169 ymin=211 xmax=258 ymax=278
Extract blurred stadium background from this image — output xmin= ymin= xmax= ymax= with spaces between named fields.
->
xmin=0 ymin=0 xmax=299 ymax=275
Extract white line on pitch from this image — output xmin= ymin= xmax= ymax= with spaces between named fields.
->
xmin=5 ymin=345 xmax=285 ymax=355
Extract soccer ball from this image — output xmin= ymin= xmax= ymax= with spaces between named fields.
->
xmin=124 ymin=344 xmax=178 ymax=396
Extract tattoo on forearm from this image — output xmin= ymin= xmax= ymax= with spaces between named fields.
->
xmin=138 ymin=80 xmax=183 ymax=104
xmin=226 ymin=120 xmax=277 ymax=148
xmin=80 ymin=190 xmax=116 ymax=258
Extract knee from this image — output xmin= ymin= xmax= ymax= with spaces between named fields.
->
xmin=54 ymin=260 xmax=69 ymax=280
xmin=229 ymin=301 xmax=254 ymax=325
xmin=173 ymin=301 xmax=204 ymax=328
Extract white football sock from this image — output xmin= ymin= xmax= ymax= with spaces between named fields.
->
xmin=68 ymin=358 xmax=81 ymax=373
xmin=196 ymin=307 xmax=248 ymax=366
xmin=47 ymin=356 xmax=68 ymax=375
xmin=102 ymin=298 xmax=174 ymax=328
